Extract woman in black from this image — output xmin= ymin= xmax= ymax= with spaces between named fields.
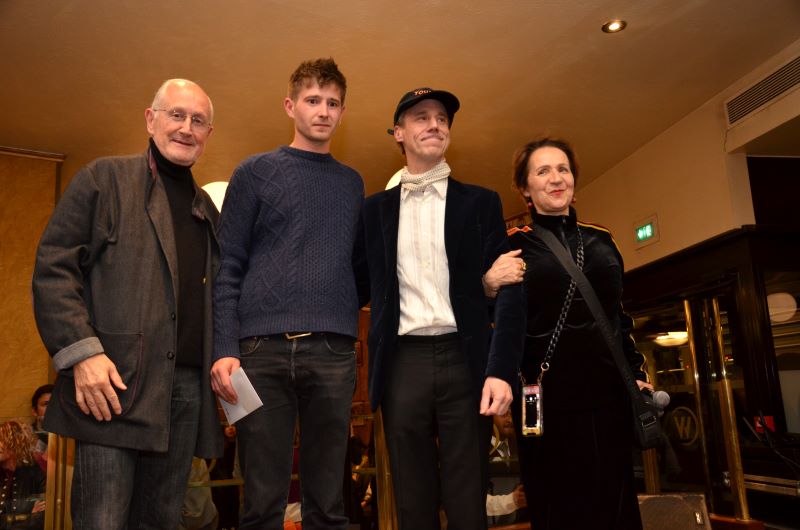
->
xmin=487 ymin=137 xmax=651 ymax=529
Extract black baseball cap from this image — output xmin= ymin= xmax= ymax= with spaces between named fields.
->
xmin=388 ymin=88 xmax=460 ymax=134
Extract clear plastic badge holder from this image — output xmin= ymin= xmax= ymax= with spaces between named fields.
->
xmin=521 ymin=382 xmax=543 ymax=437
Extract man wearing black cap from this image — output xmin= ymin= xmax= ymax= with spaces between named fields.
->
xmin=361 ymin=88 xmax=525 ymax=529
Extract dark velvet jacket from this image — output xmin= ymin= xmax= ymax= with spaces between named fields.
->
xmin=0 ymin=464 xmax=45 ymax=529
xmin=362 ymin=178 xmax=526 ymax=410
xmin=509 ymin=207 xmax=647 ymax=410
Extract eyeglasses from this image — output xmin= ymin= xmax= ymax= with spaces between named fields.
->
xmin=152 ymin=108 xmax=212 ymax=131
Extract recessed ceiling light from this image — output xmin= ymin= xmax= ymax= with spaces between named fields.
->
xmin=602 ymin=19 xmax=627 ymax=33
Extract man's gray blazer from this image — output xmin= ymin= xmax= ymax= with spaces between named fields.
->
xmin=32 ymin=150 xmax=222 ymax=457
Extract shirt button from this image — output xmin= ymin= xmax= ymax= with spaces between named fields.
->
xmin=202 ymin=276 xmax=207 ymax=284
xmin=170 ymin=312 xmax=176 ymax=320
xmin=166 ymin=351 xmax=175 ymax=360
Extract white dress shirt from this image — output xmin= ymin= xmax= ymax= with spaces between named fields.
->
xmin=397 ymin=178 xmax=457 ymax=336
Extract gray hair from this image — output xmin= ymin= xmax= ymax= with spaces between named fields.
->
xmin=151 ymin=79 xmax=214 ymax=123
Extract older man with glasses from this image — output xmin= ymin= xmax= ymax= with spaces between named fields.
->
xmin=32 ymin=78 xmax=222 ymax=530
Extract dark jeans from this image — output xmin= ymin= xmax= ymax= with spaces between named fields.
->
xmin=70 ymin=366 xmax=201 ymax=530
xmin=236 ymin=333 xmax=356 ymax=530
xmin=382 ymin=334 xmax=491 ymax=530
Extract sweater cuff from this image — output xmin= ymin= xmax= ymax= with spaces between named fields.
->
xmin=212 ymin=347 xmax=241 ymax=363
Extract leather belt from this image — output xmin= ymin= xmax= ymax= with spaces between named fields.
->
xmin=397 ymin=332 xmax=459 ymax=344
xmin=257 ymin=332 xmax=346 ymax=341
xmin=284 ymin=332 xmax=312 ymax=340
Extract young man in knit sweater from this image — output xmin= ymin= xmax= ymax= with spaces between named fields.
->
xmin=211 ymin=58 xmax=366 ymax=530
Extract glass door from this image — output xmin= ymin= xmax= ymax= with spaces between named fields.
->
xmin=631 ymin=301 xmax=712 ymax=497
xmin=631 ymin=292 xmax=753 ymax=519
xmin=685 ymin=295 xmax=751 ymax=518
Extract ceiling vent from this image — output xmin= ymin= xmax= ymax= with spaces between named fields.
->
xmin=725 ymin=55 xmax=800 ymax=127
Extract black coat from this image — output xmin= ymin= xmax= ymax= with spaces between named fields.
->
xmin=362 ymin=178 xmax=525 ymax=410
xmin=509 ymin=207 xmax=647 ymax=409
xmin=510 ymin=208 xmax=647 ymax=530
xmin=0 ymin=464 xmax=45 ymax=529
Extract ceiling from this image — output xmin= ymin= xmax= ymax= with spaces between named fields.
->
xmin=1 ymin=0 xmax=799 ymax=213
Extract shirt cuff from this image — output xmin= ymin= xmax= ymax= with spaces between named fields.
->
xmin=486 ymin=492 xmax=517 ymax=516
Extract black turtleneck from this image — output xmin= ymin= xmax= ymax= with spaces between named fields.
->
xmin=150 ymin=138 xmax=206 ymax=368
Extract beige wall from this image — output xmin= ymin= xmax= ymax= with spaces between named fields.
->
xmin=0 ymin=151 xmax=58 ymax=419
xmin=579 ymin=38 xmax=800 ymax=271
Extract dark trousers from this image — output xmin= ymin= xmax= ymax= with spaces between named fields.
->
xmin=236 ymin=333 xmax=356 ymax=530
xmin=513 ymin=399 xmax=643 ymax=530
xmin=71 ymin=366 xmax=201 ymax=530
xmin=382 ymin=334 xmax=491 ymax=530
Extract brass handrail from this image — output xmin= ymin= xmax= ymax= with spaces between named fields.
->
xmin=374 ymin=409 xmax=398 ymax=530
xmin=711 ymin=298 xmax=750 ymax=520
xmin=44 ymin=433 xmax=73 ymax=530
xmin=684 ymin=299 xmax=715 ymax=510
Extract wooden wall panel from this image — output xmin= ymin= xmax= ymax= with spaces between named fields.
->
xmin=0 ymin=150 xmax=60 ymax=419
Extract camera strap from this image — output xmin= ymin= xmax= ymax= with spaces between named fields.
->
xmin=530 ymin=225 xmax=652 ymax=416
xmin=519 ymin=226 xmax=584 ymax=386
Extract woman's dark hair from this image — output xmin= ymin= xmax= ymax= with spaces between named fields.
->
xmin=512 ymin=137 xmax=579 ymax=194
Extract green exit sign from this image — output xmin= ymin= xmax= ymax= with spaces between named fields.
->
xmin=633 ymin=215 xmax=659 ymax=248
xmin=635 ymin=223 xmax=654 ymax=242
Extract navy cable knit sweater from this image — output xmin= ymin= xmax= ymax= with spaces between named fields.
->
xmin=213 ymin=146 xmax=365 ymax=360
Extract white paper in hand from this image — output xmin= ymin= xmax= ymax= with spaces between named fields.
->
xmin=219 ymin=367 xmax=263 ymax=424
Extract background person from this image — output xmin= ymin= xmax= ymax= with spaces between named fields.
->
xmin=29 ymin=384 xmax=53 ymax=466
xmin=29 ymin=385 xmax=52 ymax=434
xmin=210 ymin=424 xmax=240 ymax=530
xmin=486 ymin=483 xmax=526 ymax=526
xmin=486 ymin=137 xmax=651 ymax=529
xmin=489 ymin=409 xmax=517 ymax=463
xmin=0 ymin=421 xmax=46 ymax=529
xmin=487 ymin=410 xmax=525 ymax=526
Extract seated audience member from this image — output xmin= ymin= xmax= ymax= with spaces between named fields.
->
xmin=29 ymin=385 xmax=53 ymax=468
xmin=487 ymin=410 xmax=526 ymax=525
xmin=487 ymin=483 xmax=527 ymax=525
xmin=210 ymin=424 xmax=240 ymax=530
xmin=179 ymin=458 xmax=218 ymax=530
xmin=347 ymin=435 xmax=377 ymax=529
xmin=0 ymin=421 xmax=46 ymax=529
xmin=30 ymin=385 xmax=52 ymax=435
xmin=489 ymin=409 xmax=516 ymax=463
